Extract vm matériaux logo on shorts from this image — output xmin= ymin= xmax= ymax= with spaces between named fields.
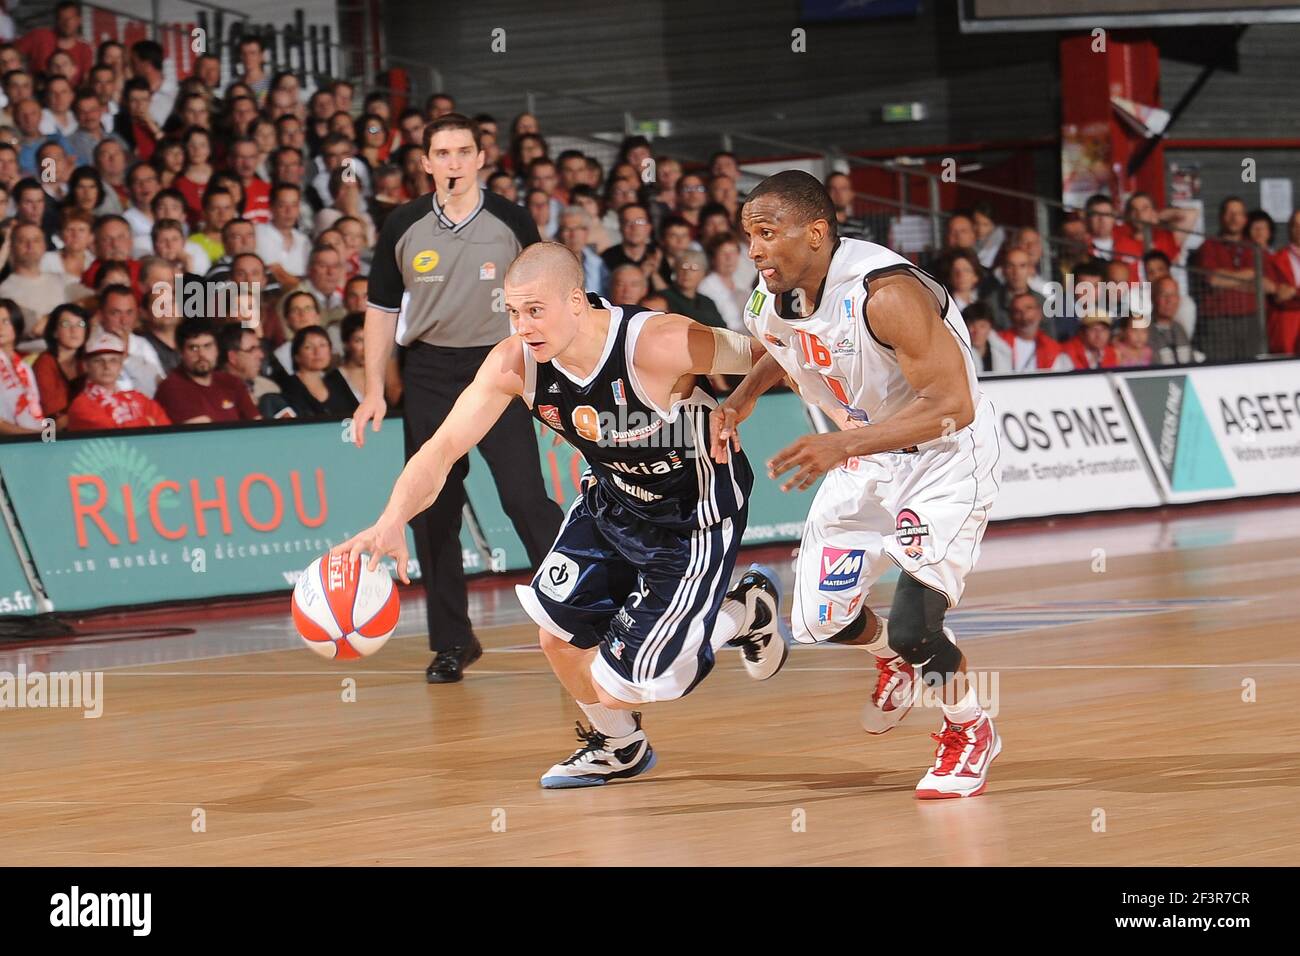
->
xmin=819 ymin=546 xmax=865 ymax=591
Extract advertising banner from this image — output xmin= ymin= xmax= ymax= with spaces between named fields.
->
xmin=981 ymin=374 xmax=1161 ymax=518
xmin=1118 ymin=361 xmax=1300 ymax=501
xmin=0 ymin=422 xmax=420 ymax=612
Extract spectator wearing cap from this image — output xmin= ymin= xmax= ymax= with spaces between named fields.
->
xmin=662 ymin=248 xmax=725 ymax=329
xmin=1 ymin=222 xmax=71 ymax=337
xmin=32 ymin=302 xmax=88 ymax=429
xmin=963 ymin=302 xmax=1011 ymax=376
xmin=17 ymin=2 xmax=94 ymax=84
xmin=697 ymin=233 xmax=749 ymax=334
xmin=65 ymin=327 xmax=170 ymax=430
xmin=216 ymin=317 xmax=293 ymax=420
xmin=0 ymin=298 xmax=43 ymax=434
xmin=1062 ymin=312 xmax=1119 ymax=369
xmin=999 ymin=292 xmax=1072 ymax=372
xmin=1084 ymin=194 xmax=1143 ymax=268
xmin=279 ymin=325 xmax=357 ymax=419
xmin=155 ymin=317 xmax=260 ymax=424
xmin=1266 ymin=210 xmax=1300 ymax=355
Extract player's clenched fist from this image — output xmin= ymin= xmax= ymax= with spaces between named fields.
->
xmin=333 ymin=520 xmax=410 ymax=583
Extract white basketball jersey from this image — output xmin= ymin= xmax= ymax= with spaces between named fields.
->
xmin=744 ymin=238 xmax=982 ymax=443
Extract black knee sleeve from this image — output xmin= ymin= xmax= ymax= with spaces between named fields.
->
xmin=888 ymin=573 xmax=961 ymax=682
xmin=827 ymin=610 xmax=868 ymax=644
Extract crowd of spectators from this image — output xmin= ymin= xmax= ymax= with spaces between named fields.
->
xmin=946 ymin=192 xmax=1299 ymax=376
xmin=0 ymin=1 xmax=1294 ymax=436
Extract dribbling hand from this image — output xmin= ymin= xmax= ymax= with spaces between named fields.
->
xmin=333 ymin=520 xmax=410 ymax=584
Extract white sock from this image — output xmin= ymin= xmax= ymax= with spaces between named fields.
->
xmin=709 ymin=597 xmax=745 ymax=651
xmin=578 ymin=700 xmax=637 ymax=738
xmin=863 ymin=615 xmax=892 ymax=657
xmin=940 ymin=683 xmax=982 ymax=725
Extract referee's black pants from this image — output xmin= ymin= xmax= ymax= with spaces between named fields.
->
xmin=401 ymin=342 xmax=563 ymax=653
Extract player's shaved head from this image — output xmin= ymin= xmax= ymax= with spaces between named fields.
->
xmin=506 ymin=240 xmax=585 ymax=297
xmin=742 ymin=169 xmax=838 ymax=242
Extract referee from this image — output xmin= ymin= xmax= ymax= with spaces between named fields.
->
xmin=354 ymin=113 xmax=563 ymax=683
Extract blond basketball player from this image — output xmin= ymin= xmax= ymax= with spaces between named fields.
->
xmin=337 ymin=243 xmax=789 ymax=788
xmin=712 ymin=170 xmax=1003 ymax=798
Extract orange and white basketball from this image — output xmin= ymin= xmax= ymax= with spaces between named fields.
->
xmin=292 ymin=551 xmax=400 ymax=660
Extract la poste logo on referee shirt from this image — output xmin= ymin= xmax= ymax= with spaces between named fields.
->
xmin=412 ymin=250 xmax=440 ymax=273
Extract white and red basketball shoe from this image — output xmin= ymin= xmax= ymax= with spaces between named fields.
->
xmin=860 ymin=654 xmax=918 ymax=735
xmin=914 ymin=713 xmax=1001 ymax=799
xmin=860 ymin=627 xmax=957 ymax=735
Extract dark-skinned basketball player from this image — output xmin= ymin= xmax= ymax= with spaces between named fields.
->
xmin=337 ymin=242 xmax=790 ymax=788
xmin=711 ymin=170 xmax=1003 ymax=798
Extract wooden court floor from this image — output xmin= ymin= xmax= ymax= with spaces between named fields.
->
xmin=3 ymin=505 xmax=1299 ymax=866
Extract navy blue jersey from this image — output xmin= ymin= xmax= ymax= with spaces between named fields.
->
xmin=523 ymin=295 xmax=752 ymax=531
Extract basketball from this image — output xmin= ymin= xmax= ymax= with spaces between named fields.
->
xmin=291 ymin=551 xmax=401 ymax=660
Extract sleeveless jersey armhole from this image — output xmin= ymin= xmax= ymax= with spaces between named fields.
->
xmin=623 ymin=309 xmax=677 ymax=421
xmin=861 ymin=264 xmax=950 ymax=351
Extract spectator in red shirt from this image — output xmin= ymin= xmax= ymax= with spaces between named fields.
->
xmin=1114 ymin=191 xmax=1196 ymax=267
xmin=154 ymin=318 xmax=260 ymax=425
xmin=32 ymin=302 xmax=88 ymax=429
xmin=81 ymin=214 xmax=141 ymax=292
xmin=16 ymin=1 xmax=94 ymax=85
xmin=0 ymin=299 xmax=44 ymax=435
xmin=1266 ymin=210 xmax=1300 ymax=355
xmin=65 ymin=328 xmax=171 ymax=431
xmin=998 ymin=292 xmax=1073 ymax=372
xmin=1084 ymin=194 xmax=1143 ymax=268
xmin=229 ymin=138 xmax=270 ymax=224
xmin=1192 ymin=196 xmax=1261 ymax=362
xmin=113 ymin=78 xmax=161 ymax=162
xmin=1062 ymin=312 xmax=1120 ymax=369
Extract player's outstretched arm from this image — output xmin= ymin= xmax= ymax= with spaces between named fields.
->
xmin=710 ymin=353 xmax=785 ymax=463
xmin=333 ymin=337 xmax=526 ymax=581
xmin=768 ymin=277 xmax=974 ymax=491
xmin=631 ymin=312 xmax=769 ymax=464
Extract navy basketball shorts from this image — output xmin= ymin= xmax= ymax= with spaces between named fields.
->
xmin=516 ymin=495 xmax=746 ymax=704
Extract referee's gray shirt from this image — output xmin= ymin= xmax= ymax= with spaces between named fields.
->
xmin=367 ymin=188 xmax=541 ymax=348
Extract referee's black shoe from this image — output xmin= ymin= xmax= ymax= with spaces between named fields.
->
xmin=425 ymin=638 xmax=483 ymax=684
